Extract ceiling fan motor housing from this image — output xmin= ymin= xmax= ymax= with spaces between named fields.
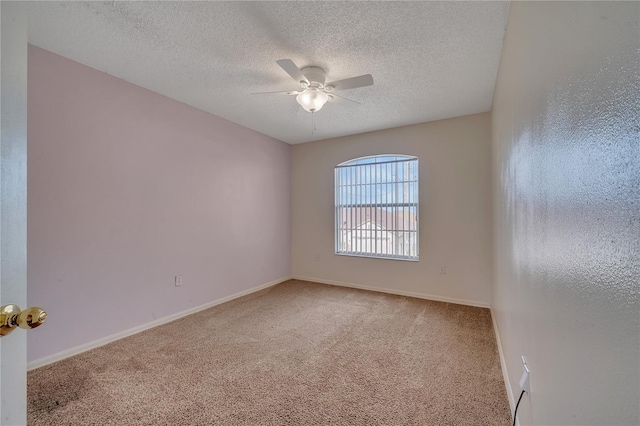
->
xmin=301 ymin=66 xmax=326 ymax=87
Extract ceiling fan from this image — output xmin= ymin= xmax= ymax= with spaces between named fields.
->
xmin=253 ymin=59 xmax=374 ymax=113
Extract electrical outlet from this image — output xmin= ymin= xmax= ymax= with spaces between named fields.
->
xmin=439 ymin=265 xmax=447 ymax=274
xmin=175 ymin=275 xmax=183 ymax=287
xmin=519 ymin=355 xmax=530 ymax=393
xmin=314 ymin=254 xmax=320 ymax=262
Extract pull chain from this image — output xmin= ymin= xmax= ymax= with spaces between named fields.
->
xmin=311 ymin=111 xmax=316 ymax=134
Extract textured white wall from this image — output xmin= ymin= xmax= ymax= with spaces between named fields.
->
xmin=292 ymin=113 xmax=493 ymax=306
xmin=492 ymin=2 xmax=639 ymax=425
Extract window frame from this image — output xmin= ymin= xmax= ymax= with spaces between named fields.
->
xmin=334 ymin=154 xmax=419 ymax=261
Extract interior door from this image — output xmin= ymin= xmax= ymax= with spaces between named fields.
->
xmin=0 ymin=2 xmax=28 ymax=424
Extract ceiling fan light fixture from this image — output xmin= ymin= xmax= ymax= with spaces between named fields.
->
xmin=296 ymin=88 xmax=329 ymax=113
xmin=253 ymin=59 xmax=374 ymax=114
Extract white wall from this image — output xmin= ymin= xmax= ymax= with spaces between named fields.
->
xmin=292 ymin=113 xmax=493 ymax=307
xmin=492 ymin=2 xmax=639 ymax=425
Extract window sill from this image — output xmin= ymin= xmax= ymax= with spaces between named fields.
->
xmin=335 ymin=252 xmax=419 ymax=262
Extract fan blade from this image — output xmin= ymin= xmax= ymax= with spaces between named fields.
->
xmin=276 ymin=59 xmax=309 ymax=85
xmin=251 ymin=90 xmax=299 ymax=95
xmin=326 ymin=74 xmax=373 ymax=91
xmin=329 ymin=93 xmax=361 ymax=104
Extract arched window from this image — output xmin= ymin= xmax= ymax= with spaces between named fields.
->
xmin=335 ymin=155 xmax=418 ymax=261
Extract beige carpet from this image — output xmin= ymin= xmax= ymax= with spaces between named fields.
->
xmin=28 ymin=280 xmax=511 ymax=425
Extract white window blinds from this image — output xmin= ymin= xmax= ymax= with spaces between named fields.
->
xmin=335 ymin=155 xmax=419 ymax=261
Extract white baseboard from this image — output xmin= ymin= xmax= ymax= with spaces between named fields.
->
xmin=291 ymin=275 xmax=490 ymax=308
xmin=492 ymin=309 xmax=517 ymax=425
xmin=28 ymin=276 xmax=292 ymax=371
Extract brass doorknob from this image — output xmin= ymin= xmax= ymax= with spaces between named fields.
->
xmin=0 ymin=304 xmax=47 ymax=337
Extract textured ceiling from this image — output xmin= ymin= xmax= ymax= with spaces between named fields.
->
xmin=27 ymin=1 xmax=510 ymax=144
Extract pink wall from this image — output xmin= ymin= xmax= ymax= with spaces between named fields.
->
xmin=27 ymin=46 xmax=291 ymax=362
